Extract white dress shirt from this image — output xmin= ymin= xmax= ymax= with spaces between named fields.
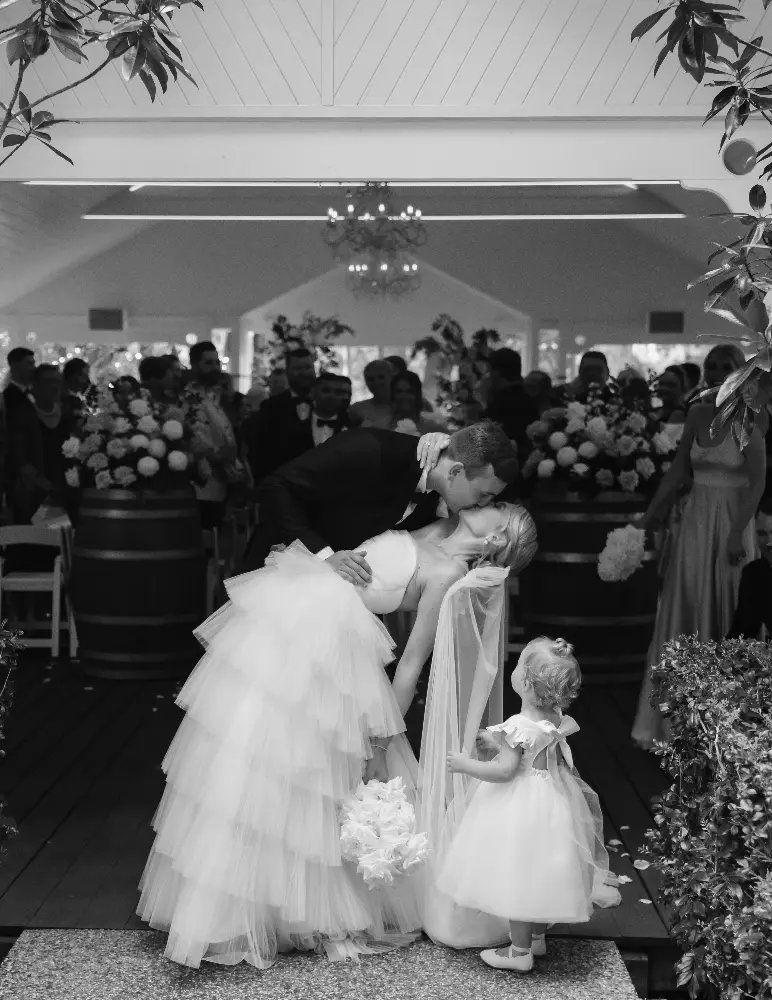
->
xmin=311 ymin=413 xmax=337 ymax=448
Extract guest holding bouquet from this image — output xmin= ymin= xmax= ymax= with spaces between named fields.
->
xmin=389 ymin=371 xmax=447 ymax=436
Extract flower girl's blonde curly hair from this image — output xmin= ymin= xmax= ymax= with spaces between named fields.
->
xmin=519 ymin=636 xmax=581 ymax=711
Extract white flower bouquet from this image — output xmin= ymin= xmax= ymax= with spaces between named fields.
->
xmin=522 ymin=386 xmax=669 ymax=496
xmin=598 ymin=524 xmax=647 ymax=582
xmin=61 ymin=384 xmax=194 ymax=491
xmin=393 ymin=418 xmax=420 ymax=436
xmin=339 ymin=777 xmax=429 ymax=889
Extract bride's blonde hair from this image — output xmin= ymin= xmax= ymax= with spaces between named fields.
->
xmin=519 ymin=636 xmax=581 ymax=711
xmin=480 ymin=503 xmax=538 ymax=575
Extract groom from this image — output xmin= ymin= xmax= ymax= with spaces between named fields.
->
xmin=242 ymin=420 xmax=518 ymax=584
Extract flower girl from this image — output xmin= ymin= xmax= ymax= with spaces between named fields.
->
xmin=436 ymin=637 xmax=620 ymax=972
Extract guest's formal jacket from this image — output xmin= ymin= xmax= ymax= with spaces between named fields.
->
xmin=726 ymin=558 xmax=772 ymax=640
xmin=243 ymin=428 xmax=441 ymax=570
xmin=3 ymin=383 xmax=36 ymax=492
xmin=246 ymin=389 xmax=351 ymax=485
xmin=485 ymin=384 xmax=539 ymax=461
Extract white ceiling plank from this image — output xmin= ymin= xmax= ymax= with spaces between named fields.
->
xmin=296 ymin=0 xmax=323 ymax=41
xmin=334 ymin=0 xmax=360 ymax=43
xmin=443 ymin=0 xmax=524 ymax=106
xmin=497 ymin=0 xmax=575 ymax=106
xmin=524 ymin=0 xmax=607 ymax=108
xmin=416 ymin=0 xmax=499 ymax=107
xmin=192 ymin=1 xmax=271 ymax=105
xmin=258 ymin=0 xmax=322 ymax=101
xmin=561 ymin=0 xmax=633 ymax=107
xmin=338 ymin=0 xmax=417 ymax=105
xmin=471 ymin=0 xmax=543 ymax=107
xmin=222 ymin=0 xmax=304 ymax=105
xmin=334 ymin=0 xmax=389 ymax=95
xmin=384 ymin=0 xmax=468 ymax=106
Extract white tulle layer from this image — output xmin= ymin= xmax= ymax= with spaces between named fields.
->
xmin=137 ymin=546 xmax=421 ymax=969
xmin=435 ymin=765 xmax=621 ymax=925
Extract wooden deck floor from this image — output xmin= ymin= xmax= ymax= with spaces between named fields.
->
xmin=0 ymin=655 xmax=676 ymax=992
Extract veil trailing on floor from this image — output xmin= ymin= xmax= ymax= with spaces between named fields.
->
xmin=417 ymin=563 xmax=514 ymax=948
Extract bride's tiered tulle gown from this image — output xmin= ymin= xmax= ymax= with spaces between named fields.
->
xmin=632 ymin=435 xmax=760 ymax=747
xmin=137 ymin=532 xmax=420 ymax=968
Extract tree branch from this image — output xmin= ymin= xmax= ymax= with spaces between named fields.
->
xmin=0 ymin=142 xmax=26 ymax=170
xmin=0 ymin=60 xmax=28 ymax=142
xmin=724 ymin=30 xmax=772 ymax=64
xmin=27 ymin=52 xmax=116 ymax=111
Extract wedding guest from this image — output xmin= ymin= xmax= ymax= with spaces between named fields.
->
xmin=348 ymin=359 xmax=393 ymax=429
xmin=113 ymin=375 xmax=141 ymax=407
xmin=685 ymin=345 xmax=745 ymax=411
xmin=390 ymin=371 xmax=447 ymax=435
xmin=485 ymin=348 xmax=539 ymax=460
xmin=681 ymin=361 xmax=703 ymax=406
xmin=726 ymin=502 xmax=772 ymax=640
xmin=632 ymin=364 xmax=766 ymax=748
xmin=62 ymin=358 xmax=91 ymax=421
xmin=139 ymin=356 xmax=176 ymax=403
xmin=187 ymin=341 xmax=242 ymax=531
xmin=652 ymin=366 xmax=687 ymax=428
xmin=333 ymin=373 xmax=353 ymax=411
xmin=8 ymin=364 xmax=71 ymax=524
xmin=267 ymin=368 xmax=289 ymax=398
xmin=4 ymin=347 xmax=36 ymax=427
xmin=439 ymin=638 xmax=620 ymax=972
xmin=385 ymin=354 xmax=408 ymax=375
xmin=245 ymin=348 xmax=318 ymax=485
xmin=556 ymin=351 xmax=613 ymax=404
xmin=522 ymin=370 xmax=553 ymax=415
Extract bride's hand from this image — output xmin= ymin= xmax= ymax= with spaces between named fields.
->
xmin=364 ymin=750 xmax=389 ymax=784
xmin=417 ymin=432 xmax=450 ymax=472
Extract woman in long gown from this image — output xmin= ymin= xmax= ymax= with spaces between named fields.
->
xmin=632 ymin=390 xmax=766 ymax=748
xmin=137 ymin=501 xmax=537 ymax=969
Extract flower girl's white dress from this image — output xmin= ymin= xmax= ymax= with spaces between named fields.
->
xmin=137 ymin=533 xmax=421 ymax=969
xmin=435 ymin=714 xmax=620 ymax=925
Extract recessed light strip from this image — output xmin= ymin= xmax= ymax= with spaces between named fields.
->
xmin=82 ymin=213 xmax=686 ymax=221
xmin=26 ymin=179 xmax=682 ymax=188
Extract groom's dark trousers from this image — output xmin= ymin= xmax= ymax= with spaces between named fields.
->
xmin=241 ymin=428 xmax=440 ymax=571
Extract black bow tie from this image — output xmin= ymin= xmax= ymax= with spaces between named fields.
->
xmin=316 ymin=417 xmax=337 ymax=428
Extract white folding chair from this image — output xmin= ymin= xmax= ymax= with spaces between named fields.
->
xmin=0 ymin=525 xmax=74 ymax=658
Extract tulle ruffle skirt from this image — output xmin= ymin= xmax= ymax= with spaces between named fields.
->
xmin=434 ymin=764 xmax=621 ymax=925
xmin=137 ymin=546 xmax=421 ymax=968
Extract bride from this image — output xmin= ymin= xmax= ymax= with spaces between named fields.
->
xmin=137 ymin=499 xmax=538 ymax=969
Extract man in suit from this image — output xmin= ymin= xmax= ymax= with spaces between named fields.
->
xmin=484 ymin=348 xmax=539 ymax=463
xmin=242 ymin=419 xmax=518 ymax=583
xmin=726 ymin=504 xmax=772 ymax=640
xmin=3 ymin=347 xmax=37 ymax=520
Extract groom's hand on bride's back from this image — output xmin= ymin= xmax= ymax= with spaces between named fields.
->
xmin=325 ymin=549 xmax=372 ymax=586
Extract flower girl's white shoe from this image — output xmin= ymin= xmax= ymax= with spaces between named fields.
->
xmin=531 ymin=932 xmax=546 ymax=957
xmin=480 ymin=945 xmax=534 ymax=972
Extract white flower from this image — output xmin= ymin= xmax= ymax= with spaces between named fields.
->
xmin=586 ymin=416 xmax=608 ymax=440
xmin=65 ymin=468 xmax=80 ymax=488
xmin=137 ymin=456 xmax=160 ymax=478
xmin=113 ymin=465 xmax=136 ymax=487
xmin=130 ymin=434 xmax=150 ymax=451
xmin=598 ymin=525 xmax=647 ymax=583
xmin=112 ymin=417 xmax=131 ymax=435
xmin=573 ymin=462 xmax=590 ymax=477
xmin=652 ymin=429 xmax=677 ymax=455
xmin=62 ymin=437 xmax=81 ymax=459
xmin=578 ymin=440 xmax=599 ymax=460
xmin=80 ymin=433 xmax=102 ymax=457
xmin=86 ymin=452 xmax=109 ymax=471
xmin=537 ymin=458 xmax=556 ymax=479
xmin=595 ymin=468 xmax=615 ymax=489
xmin=548 ymin=431 xmax=568 ymax=451
xmin=626 ymin=412 xmax=647 ymax=433
xmin=556 ymin=445 xmax=578 ymax=468
xmin=394 ymin=419 xmax=420 ymax=436
xmin=94 ymin=469 xmax=113 ymax=490
xmin=129 ymin=398 xmax=150 ymax=417
xmin=636 ymin=457 xmax=656 ymax=480
xmin=148 ymin=438 xmax=167 ymax=459
xmin=566 ymin=417 xmax=585 ymax=435
xmin=84 ymin=416 xmax=102 ymax=433
xmin=618 ymin=470 xmax=640 ymax=492
xmin=162 ymin=419 xmax=184 ymax=441
xmin=106 ymin=438 xmax=129 ymax=459
xmin=167 ymin=450 xmax=188 ymax=472
xmin=617 ymin=435 xmax=637 ymax=457
xmin=566 ymin=401 xmax=587 ymax=420
xmin=137 ymin=415 xmax=159 ymax=434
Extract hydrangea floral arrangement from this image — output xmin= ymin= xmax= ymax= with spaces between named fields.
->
xmin=61 ymin=384 xmax=194 ymax=491
xmin=523 ymin=386 xmax=677 ymax=495
xmin=339 ymin=777 xmax=429 ymax=889
xmin=252 ymin=311 xmax=354 ymax=383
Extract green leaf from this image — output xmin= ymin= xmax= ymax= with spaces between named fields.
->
xmin=138 ymin=68 xmax=156 ymax=101
xmin=121 ymin=44 xmax=146 ymax=82
xmin=705 ymin=275 xmax=737 ymax=310
xmin=716 ymin=359 xmax=762 ymax=407
xmin=705 ymin=85 xmax=737 ymax=122
xmin=736 ymin=37 xmax=762 ymax=73
xmin=631 ymin=8 xmax=670 ymax=42
xmin=52 ymin=34 xmax=83 ymax=63
xmin=2 ymin=134 xmax=25 ymax=147
xmin=750 ymin=185 xmax=766 ymax=210
xmin=36 ymin=139 xmax=73 ymax=166
xmin=17 ymin=91 xmax=30 ymax=125
xmin=30 ymin=110 xmax=54 ymax=128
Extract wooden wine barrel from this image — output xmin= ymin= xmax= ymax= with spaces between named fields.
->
xmin=70 ymin=489 xmax=207 ymax=680
xmin=519 ymin=492 xmax=658 ymax=684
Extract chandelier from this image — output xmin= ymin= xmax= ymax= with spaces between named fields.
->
xmin=322 ymin=181 xmax=428 ymax=296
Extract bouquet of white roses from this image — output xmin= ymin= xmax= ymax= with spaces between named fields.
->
xmin=598 ymin=524 xmax=647 ymax=582
xmin=522 ymin=386 xmax=670 ymax=495
xmin=61 ymin=384 xmax=194 ymax=491
xmin=339 ymin=777 xmax=429 ymax=889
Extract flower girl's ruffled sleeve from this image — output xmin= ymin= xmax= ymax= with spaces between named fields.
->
xmin=487 ymin=717 xmax=535 ymax=750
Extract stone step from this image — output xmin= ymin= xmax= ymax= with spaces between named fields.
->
xmin=0 ymin=929 xmax=640 ymax=1000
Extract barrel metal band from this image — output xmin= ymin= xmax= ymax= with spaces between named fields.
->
xmin=77 ymin=613 xmax=202 ymax=626
xmin=523 ymin=613 xmax=656 ymax=627
xmin=79 ymin=508 xmax=194 ymax=520
xmin=534 ymin=551 xmax=656 ymax=564
xmin=79 ymin=648 xmax=193 ymax=663
xmin=73 ymin=547 xmax=204 ymax=561
xmin=537 ymin=511 xmax=645 ymax=524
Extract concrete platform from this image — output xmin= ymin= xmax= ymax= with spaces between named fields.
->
xmin=0 ymin=929 xmax=640 ymax=1000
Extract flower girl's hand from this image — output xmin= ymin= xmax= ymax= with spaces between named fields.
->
xmin=417 ymin=433 xmax=450 ymax=472
xmin=446 ymin=751 xmax=468 ymax=774
xmin=475 ymin=729 xmax=501 ymax=754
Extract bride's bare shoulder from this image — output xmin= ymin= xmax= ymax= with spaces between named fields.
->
xmin=413 ymin=541 xmax=465 ymax=588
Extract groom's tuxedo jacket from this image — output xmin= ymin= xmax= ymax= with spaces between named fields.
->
xmin=242 ymin=428 xmax=440 ymax=570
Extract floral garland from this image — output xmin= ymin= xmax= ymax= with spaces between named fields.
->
xmin=522 ymin=386 xmax=677 ymax=495
xmin=252 ymin=311 xmax=355 ymax=384
xmin=62 ymin=384 xmax=194 ymax=491
xmin=411 ymin=314 xmax=499 ymax=429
